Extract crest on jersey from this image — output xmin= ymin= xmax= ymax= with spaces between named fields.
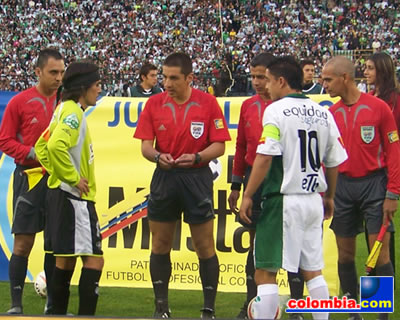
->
xmin=63 ymin=113 xmax=79 ymax=129
xmin=361 ymin=126 xmax=375 ymax=144
xmin=191 ymin=121 xmax=204 ymax=139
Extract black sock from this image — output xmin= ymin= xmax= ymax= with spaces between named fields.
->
xmin=78 ymin=268 xmax=102 ymax=315
xmin=150 ymin=253 xmax=171 ymax=311
xmin=199 ymin=254 xmax=219 ymax=311
xmin=52 ymin=267 xmax=73 ymax=315
xmin=389 ymin=232 xmax=395 ymax=277
xmin=365 ymin=229 xmax=376 ymax=276
xmin=338 ymin=262 xmax=360 ymax=319
xmin=44 ymin=253 xmax=55 ymax=310
xmin=245 ymin=249 xmax=256 ymax=305
xmin=375 ymin=265 xmax=390 ymax=320
xmin=288 ymin=270 xmax=305 ymax=300
xmin=9 ymin=254 xmax=27 ymax=308
xmin=376 ymin=262 xmax=394 ymax=277
xmin=338 ymin=262 xmax=358 ymax=300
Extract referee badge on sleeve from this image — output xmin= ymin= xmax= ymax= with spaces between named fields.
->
xmin=214 ymin=118 xmax=225 ymax=129
xmin=191 ymin=121 xmax=204 ymax=139
xmin=387 ymin=130 xmax=399 ymax=143
xmin=361 ymin=126 xmax=375 ymax=144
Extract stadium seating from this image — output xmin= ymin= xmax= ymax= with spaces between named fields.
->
xmin=0 ymin=0 xmax=398 ymax=96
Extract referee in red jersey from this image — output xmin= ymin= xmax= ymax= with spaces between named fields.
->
xmin=322 ymin=56 xmax=400 ymax=320
xmin=134 ymin=52 xmax=230 ymax=319
xmin=0 ymin=48 xmax=65 ymax=314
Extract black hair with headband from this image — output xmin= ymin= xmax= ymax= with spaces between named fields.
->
xmin=61 ymin=60 xmax=100 ymax=103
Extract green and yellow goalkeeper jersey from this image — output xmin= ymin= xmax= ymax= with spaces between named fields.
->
xmin=35 ymin=100 xmax=96 ymax=201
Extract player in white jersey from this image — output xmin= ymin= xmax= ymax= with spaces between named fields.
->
xmin=239 ymin=56 xmax=348 ymax=320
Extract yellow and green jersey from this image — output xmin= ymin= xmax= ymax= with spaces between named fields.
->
xmin=35 ymin=100 xmax=96 ymax=201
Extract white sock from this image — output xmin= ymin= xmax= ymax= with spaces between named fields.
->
xmin=251 ymin=284 xmax=279 ymax=319
xmin=306 ymin=275 xmax=329 ymax=320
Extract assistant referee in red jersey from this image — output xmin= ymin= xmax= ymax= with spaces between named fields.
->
xmin=322 ymin=56 xmax=400 ymax=320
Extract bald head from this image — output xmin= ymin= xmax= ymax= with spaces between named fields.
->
xmin=322 ymin=56 xmax=361 ymax=103
xmin=324 ymin=56 xmax=355 ymax=80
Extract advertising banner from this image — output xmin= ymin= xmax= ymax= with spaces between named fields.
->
xmin=0 ymin=95 xmax=340 ymax=294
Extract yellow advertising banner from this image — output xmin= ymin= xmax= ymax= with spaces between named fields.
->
xmin=0 ymin=95 xmax=340 ymax=294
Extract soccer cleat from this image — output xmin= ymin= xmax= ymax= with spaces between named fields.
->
xmin=44 ymin=304 xmax=53 ymax=315
xmin=236 ymin=304 xmax=248 ymax=319
xmin=153 ymin=310 xmax=171 ymax=318
xmin=7 ymin=306 xmax=23 ymax=314
xmin=201 ymin=308 xmax=215 ymax=319
xmin=289 ymin=313 xmax=304 ymax=320
xmin=153 ymin=299 xmax=171 ymax=318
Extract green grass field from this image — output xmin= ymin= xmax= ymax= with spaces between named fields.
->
xmin=0 ymin=222 xmax=398 ymax=319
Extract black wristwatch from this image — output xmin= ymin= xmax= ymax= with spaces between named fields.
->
xmin=194 ymin=153 xmax=202 ymax=164
xmin=231 ymin=182 xmax=241 ymax=191
xmin=154 ymin=153 xmax=161 ymax=164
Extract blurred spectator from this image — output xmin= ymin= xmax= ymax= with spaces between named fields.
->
xmin=300 ymin=59 xmax=325 ymax=94
xmin=357 ymin=79 xmax=367 ymax=93
xmin=131 ymin=63 xmax=163 ymax=98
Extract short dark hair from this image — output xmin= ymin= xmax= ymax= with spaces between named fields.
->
xmin=300 ymin=59 xmax=315 ymax=69
xmin=164 ymin=52 xmax=192 ymax=76
xmin=267 ymin=56 xmax=303 ymax=91
xmin=36 ymin=48 xmax=63 ymax=69
xmin=250 ymin=52 xmax=275 ymax=68
xmin=139 ymin=63 xmax=157 ymax=80
xmin=62 ymin=60 xmax=100 ymax=102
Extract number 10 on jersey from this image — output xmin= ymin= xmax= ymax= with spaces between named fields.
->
xmin=298 ymin=129 xmax=321 ymax=192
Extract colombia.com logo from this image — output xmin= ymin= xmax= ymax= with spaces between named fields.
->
xmin=286 ymin=277 xmax=393 ymax=313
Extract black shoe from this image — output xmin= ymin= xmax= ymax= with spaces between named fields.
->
xmin=236 ymin=306 xmax=248 ymax=319
xmin=154 ymin=299 xmax=171 ymax=319
xmin=201 ymin=308 xmax=215 ymax=319
xmin=7 ymin=306 xmax=23 ymax=314
xmin=236 ymin=302 xmax=248 ymax=319
xmin=44 ymin=304 xmax=53 ymax=315
xmin=153 ymin=310 xmax=171 ymax=318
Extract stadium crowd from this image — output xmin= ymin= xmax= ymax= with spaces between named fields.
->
xmin=0 ymin=0 xmax=399 ymax=95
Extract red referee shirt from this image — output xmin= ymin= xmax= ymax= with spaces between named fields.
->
xmin=134 ymin=88 xmax=231 ymax=163
xmin=232 ymin=95 xmax=271 ymax=183
xmin=0 ymin=87 xmax=57 ymax=167
xmin=330 ymin=93 xmax=400 ymax=194
xmin=370 ymin=90 xmax=400 ymax=131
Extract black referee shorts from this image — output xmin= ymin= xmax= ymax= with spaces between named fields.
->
xmin=148 ymin=166 xmax=215 ymax=224
xmin=330 ymin=169 xmax=394 ymax=237
xmin=12 ymin=165 xmax=48 ymax=234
